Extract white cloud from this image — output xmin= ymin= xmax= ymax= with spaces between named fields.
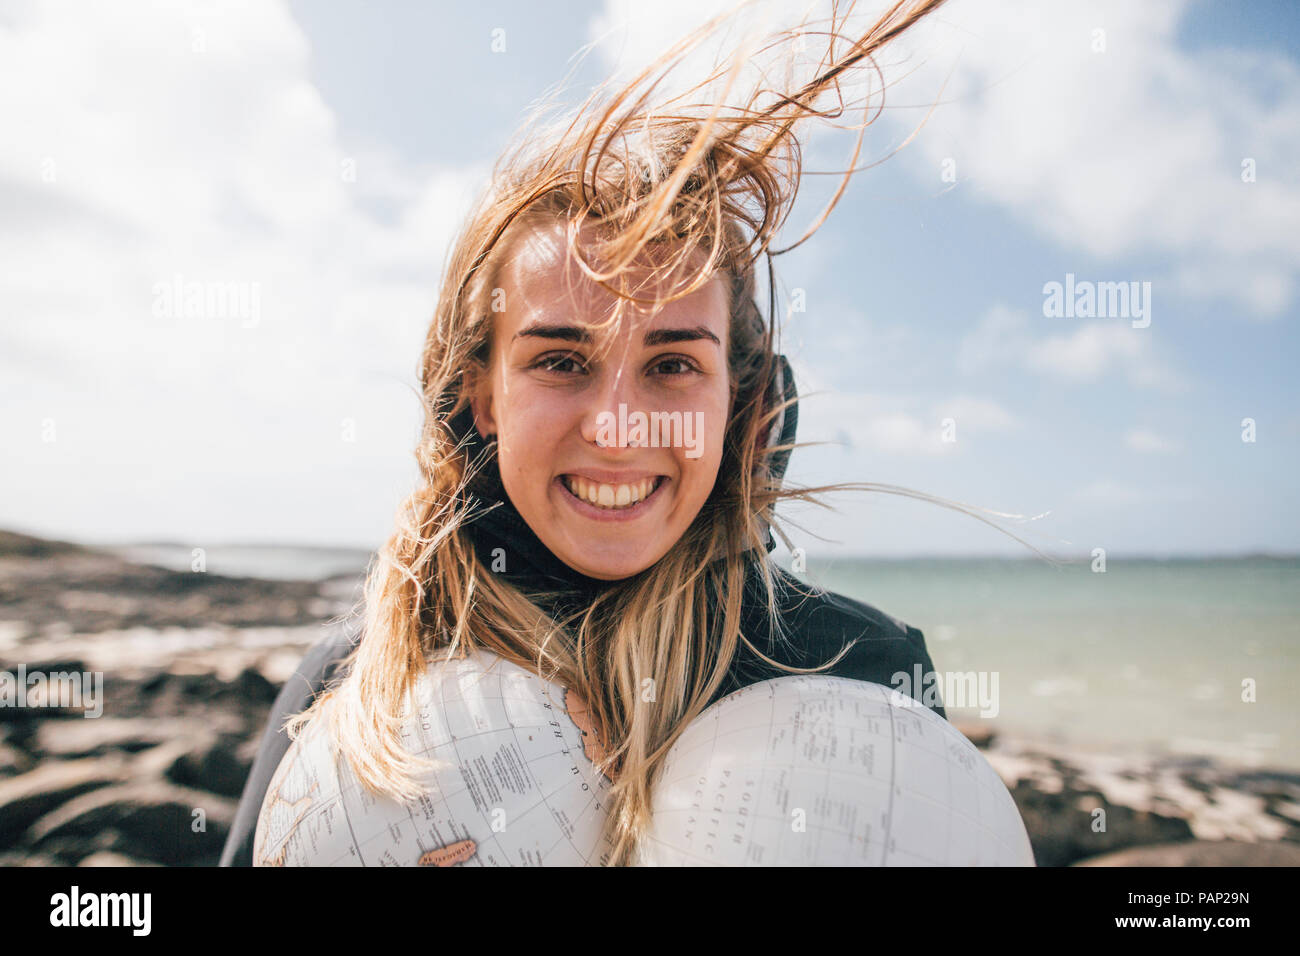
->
xmin=957 ymin=304 xmax=1029 ymax=375
xmin=933 ymin=395 xmax=1018 ymax=432
xmin=1124 ymin=428 xmax=1180 ymax=454
xmin=856 ymin=411 xmax=945 ymax=456
xmin=1028 ymin=322 xmax=1187 ymax=391
xmin=786 ymin=356 xmax=943 ymax=456
xmin=1168 ymin=263 xmax=1294 ymax=318
xmin=0 ymin=0 xmax=485 ymax=544
xmin=588 ymin=0 xmax=820 ymax=100
xmin=1026 ymin=322 xmax=1144 ymax=382
xmin=1074 ymin=478 xmax=1198 ymax=506
xmin=959 ymin=306 xmax=1184 ymax=390
xmin=876 ymin=0 xmax=1300 ymax=318
xmin=788 ymin=357 xmax=1013 ymax=456
xmin=1075 ymin=479 xmax=1145 ymax=506
xmin=589 ymin=0 xmax=1300 ymax=318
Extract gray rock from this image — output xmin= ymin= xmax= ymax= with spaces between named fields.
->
xmin=1012 ymin=783 xmax=1195 ymax=867
xmin=232 ymin=666 xmax=279 ymax=706
xmin=0 ymin=850 xmax=60 ymax=866
xmin=0 ymin=659 xmax=90 ymax=721
xmin=78 ymin=850 xmax=161 ymax=867
xmin=1073 ymin=839 xmax=1300 ymax=866
xmin=165 ymin=734 xmax=251 ymax=798
xmin=0 ymin=756 xmax=128 ymax=848
xmin=953 ymin=721 xmax=996 ymax=749
xmin=0 ymin=741 xmax=34 ymax=777
xmin=36 ymin=827 xmax=122 ymax=865
xmin=28 ymin=781 xmax=236 ymax=865
xmin=34 ymin=717 xmax=191 ymax=759
xmin=0 ymin=531 xmax=335 ymax=634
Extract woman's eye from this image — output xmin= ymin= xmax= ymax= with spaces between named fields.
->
xmin=651 ymin=357 xmax=699 ymax=377
xmin=532 ymin=352 xmax=585 ymax=375
xmin=530 ymin=353 xmax=699 ymax=379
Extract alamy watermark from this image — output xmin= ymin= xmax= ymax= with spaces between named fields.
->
xmin=594 ymin=403 xmax=704 ymax=459
xmin=151 ymin=273 xmax=261 ymax=327
xmin=1042 ymin=272 xmax=1151 ymax=328
xmin=50 ymin=886 xmax=150 ymax=936
xmin=890 ymin=664 xmax=999 ymax=718
xmin=0 ymin=664 xmax=103 ymax=717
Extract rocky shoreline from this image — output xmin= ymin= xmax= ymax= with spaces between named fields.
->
xmin=2 ymin=528 xmax=1298 ymax=866
xmin=971 ymin=729 xmax=1300 ymax=866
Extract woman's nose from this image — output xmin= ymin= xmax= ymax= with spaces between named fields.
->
xmin=579 ymin=360 xmax=646 ymax=448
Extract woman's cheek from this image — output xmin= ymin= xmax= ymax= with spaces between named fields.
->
xmin=702 ymin=401 xmax=727 ymax=461
xmin=513 ymin=389 xmax=567 ymax=436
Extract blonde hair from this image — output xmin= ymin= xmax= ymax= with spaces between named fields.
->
xmin=285 ymin=0 xmax=985 ymax=866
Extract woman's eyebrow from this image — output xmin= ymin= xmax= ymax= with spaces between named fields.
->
xmin=513 ymin=322 xmax=721 ymax=347
xmin=645 ymin=326 xmax=721 ymax=347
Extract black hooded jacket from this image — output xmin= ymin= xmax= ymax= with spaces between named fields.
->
xmin=219 ymin=373 xmax=946 ymax=866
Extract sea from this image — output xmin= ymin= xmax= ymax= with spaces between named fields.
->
xmin=800 ymin=555 xmax=1300 ymax=772
xmin=109 ymin=544 xmax=1300 ymax=771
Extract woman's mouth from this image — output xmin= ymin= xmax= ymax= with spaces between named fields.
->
xmin=556 ymin=474 xmax=668 ymax=521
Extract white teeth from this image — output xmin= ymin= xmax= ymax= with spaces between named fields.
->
xmin=563 ymin=476 xmax=658 ymax=510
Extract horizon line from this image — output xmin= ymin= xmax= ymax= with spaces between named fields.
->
xmin=6 ymin=526 xmax=1297 ymax=563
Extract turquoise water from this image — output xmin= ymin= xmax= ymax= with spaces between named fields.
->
xmin=116 ymin=542 xmax=1299 ymax=769
xmin=791 ymin=557 xmax=1300 ymax=770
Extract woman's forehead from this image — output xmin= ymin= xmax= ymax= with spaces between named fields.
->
xmin=498 ymin=219 xmax=728 ymax=335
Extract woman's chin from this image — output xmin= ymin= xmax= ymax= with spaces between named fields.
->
xmin=555 ymin=544 xmax=655 ymax=581
xmin=542 ymin=525 xmax=665 ymax=580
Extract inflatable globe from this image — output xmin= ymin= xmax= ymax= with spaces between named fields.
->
xmin=253 ymin=650 xmax=615 ymax=866
xmin=255 ymin=652 xmax=1034 ymax=866
xmin=637 ymin=676 xmax=1035 ymax=866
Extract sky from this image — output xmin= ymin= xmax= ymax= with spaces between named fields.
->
xmin=1 ymin=0 xmax=1297 ymax=558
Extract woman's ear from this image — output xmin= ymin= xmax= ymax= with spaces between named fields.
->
xmin=465 ymin=363 xmax=497 ymax=441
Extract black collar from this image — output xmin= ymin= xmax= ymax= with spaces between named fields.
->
xmin=463 ymin=491 xmax=620 ymax=605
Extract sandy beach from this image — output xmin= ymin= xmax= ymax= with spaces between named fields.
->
xmin=2 ymin=529 xmax=1297 ymax=867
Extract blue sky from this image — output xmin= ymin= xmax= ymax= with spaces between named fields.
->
xmin=1 ymin=0 xmax=1296 ymax=558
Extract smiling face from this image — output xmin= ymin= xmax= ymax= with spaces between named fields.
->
xmin=468 ymin=219 xmax=732 ymax=581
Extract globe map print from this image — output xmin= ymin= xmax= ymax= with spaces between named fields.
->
xmin=255 ymin=651 xmax=1033 ymax=866
xmin=639 ymin=675 xmax=1035 ymax=866
xmin=254 ymin=650 xmax=615 ymax=866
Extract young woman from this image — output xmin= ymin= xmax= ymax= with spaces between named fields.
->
xmin=223 ymin=0 xmax=964 ymax=867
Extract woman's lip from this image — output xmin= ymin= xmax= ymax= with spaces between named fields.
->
xmin=554 ymin=475 xmax=668 ymax=522
xmin=559 ymin=470 xmax=666 ymax=484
